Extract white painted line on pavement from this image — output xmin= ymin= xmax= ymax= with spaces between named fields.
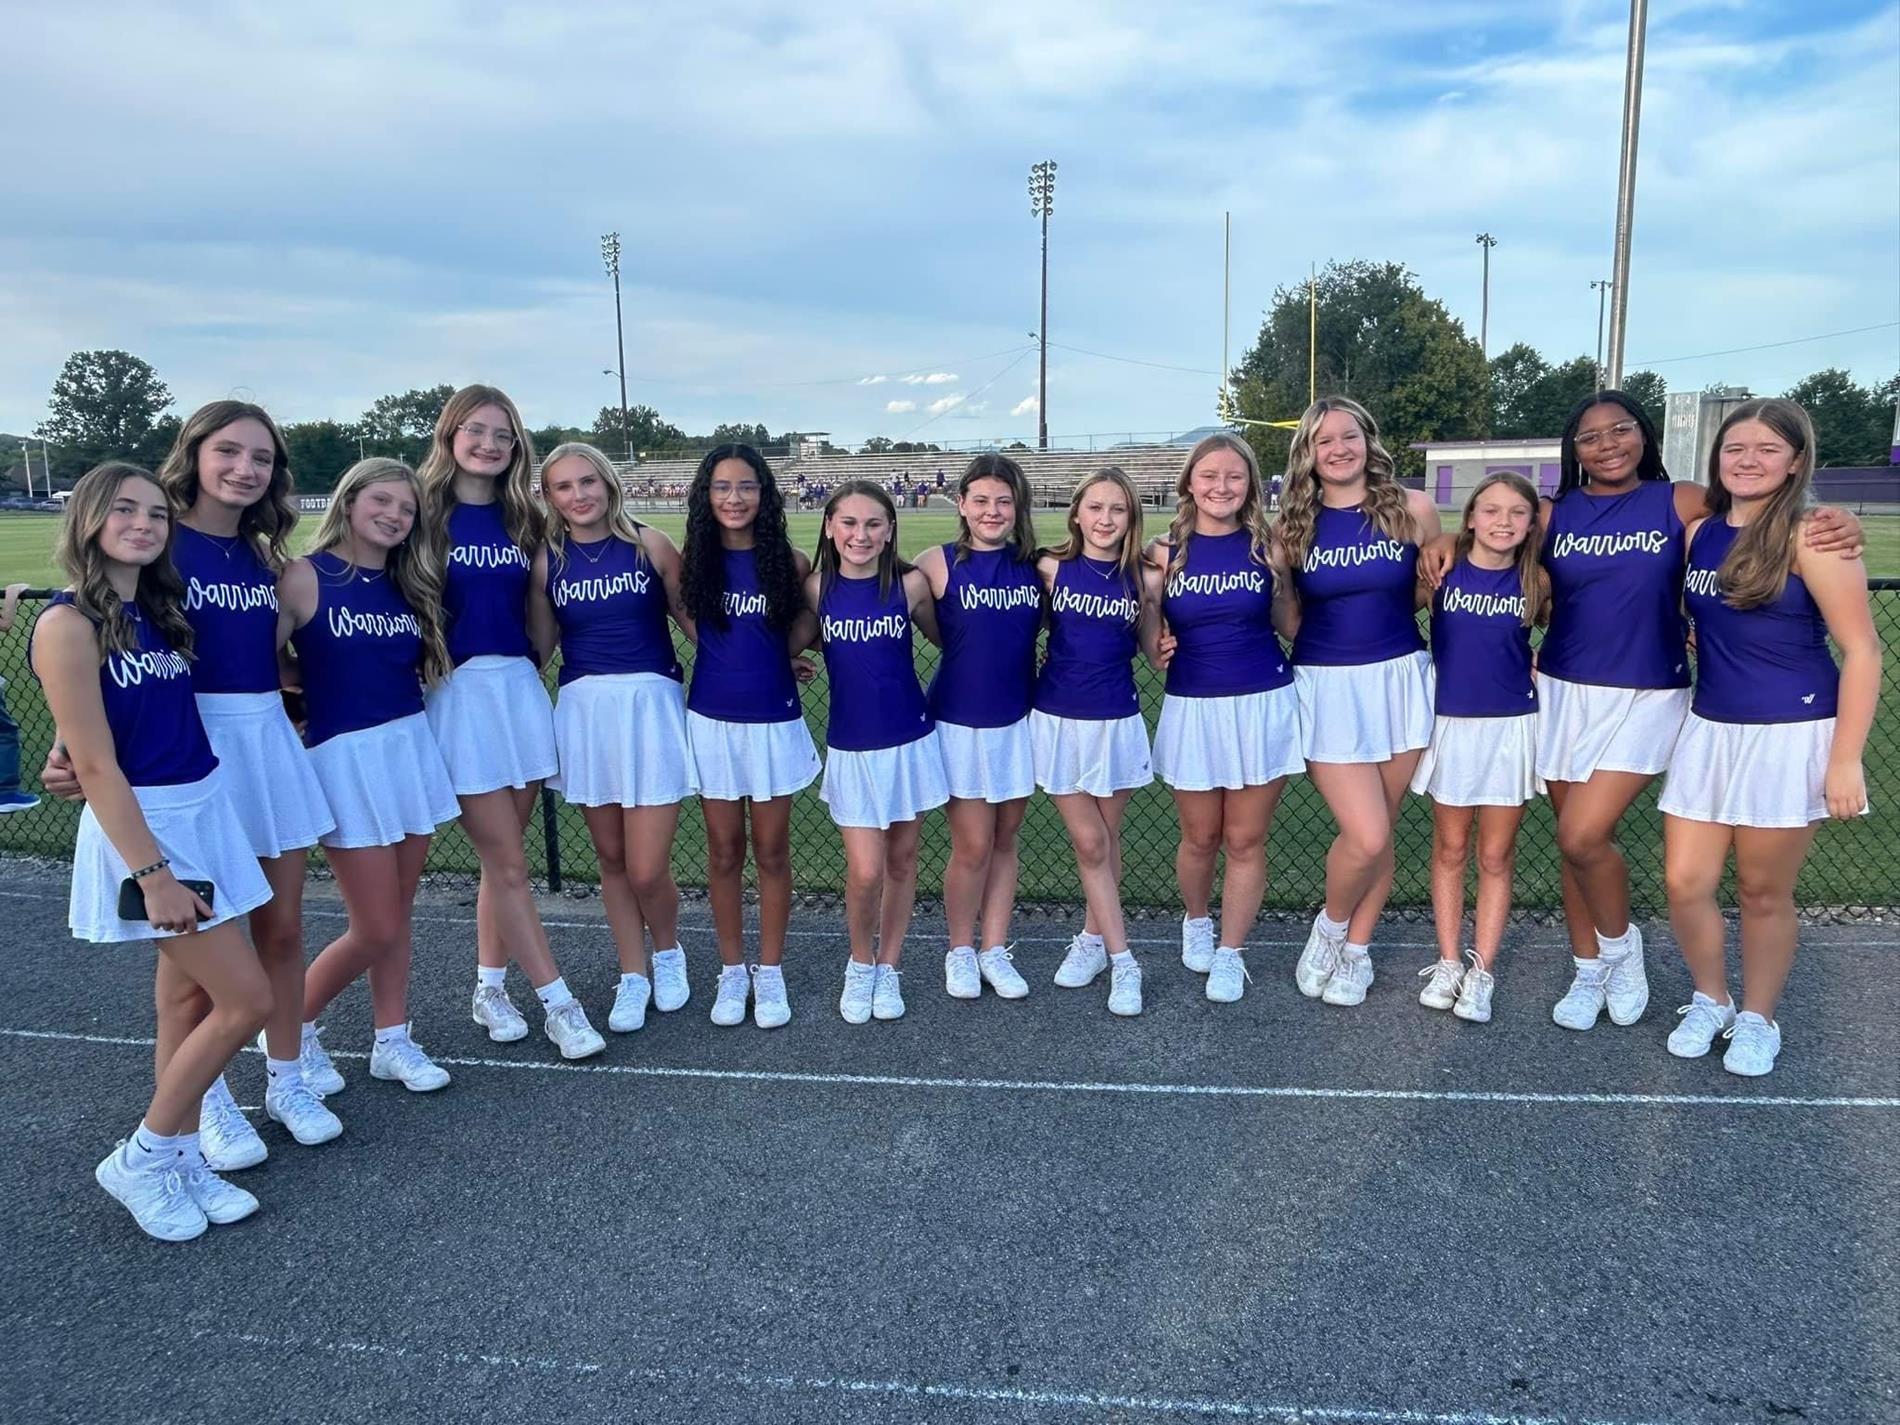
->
xmin=5 ymin=1025 xmax=1894 ymax=1110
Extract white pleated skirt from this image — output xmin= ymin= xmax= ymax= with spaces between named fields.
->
xmin=1535 ymin=674 xmax=1688 ymax=783
xmin=310 ymin=713 xmax=461 ymax=850
xmin=820 ymin=731 xmax=950 ymax=829
xmin=1659 ymin=714 xmax=1856 ymax=828
xmin=1296 ymin=651 xmax=1435 ymax=764
xmin=70 ymin=769 xmax=274 ymax=944
xmin=1029 ymin=710 xmax=1153 ymax=797
xmin=687 ymin=711 xmax=821 ymax=802
xmin=550 ymin=672 xmax=696 ymax=808
xmin=424 ymin=654 xmax=559 ymax=796
xmin=937 ymin=718 xmax=1037 ymax=803
xmin=1410 ymin=712 xmax=1544 ymax=807
xmin=196 ymin=691 xmax=335 ymax=857
xmin=1153 ymin=684 xmax=1304 ymax=792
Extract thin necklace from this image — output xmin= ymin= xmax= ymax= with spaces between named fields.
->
xmin=1082 ymin=553 xmax=1120 ymax=581
xmin=571 ymin=535 xmax=612 ymax=565
xmin=192 ymin=526 xmax=245 ymax=561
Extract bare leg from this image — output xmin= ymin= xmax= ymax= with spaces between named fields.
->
xmin=460 ymin=786 xmax=560 ymax=987
xmin=977 ymin=798 xmax=1028 ymax=949
xmin=749 ymin=796 xmax=795 ymax=968
xmin=1054 ymin=791 xmax=1131 ymax=954
xmin=838 ymin=824 xmax=888 ymax=966
xmin=701 ymin=798 xmax=750 ymax=966
xmin=1663 ymin=814 xmax=1734 ymax=1001
xmin=623 ymin=803 xmax=683 ymax=960
xmin=365 ymin=834 xmax=430 ymax=1029
xmin=143 ymin=924 xmax=272 ymax=1135
xmin=1553 ymin=769 xmax=1654 ymax=955
xmin=943 ymin=796 xmax=997 ymax=948
xmin=1309 ymin=760 xmax=1396 ymax=934
xmin=1217 ymin=780 xmax=1284 ymax=950
xmin=1732 ymin=824 xmax=1817 ymax=1019
xmin=879 ymin=818 xmax=923 ymax=967
xmin=1429 ymin=802 xmax=1475 ymax=962
xmin=1471 ymin=804 xmax=1526 ymax=969
xmin=251 ymin=850 xmax=310 ymax=1061
xmin=1171 ymin=788 xmax=1224 ymax=922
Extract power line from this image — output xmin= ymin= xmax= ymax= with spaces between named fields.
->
xmin=1046 ymin=341 xmax=1220 ymax=377
xmin=1628 ymin=322 xmax=1899 ymax=368
xmin=895 ymin=347 xmax=1037 ymax=442
xmin=614 ymin=344 xmax=1038 ymax=392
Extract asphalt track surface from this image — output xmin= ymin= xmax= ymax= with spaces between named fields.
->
xmin=2 ymin=863 xmax=1895 ymax=1425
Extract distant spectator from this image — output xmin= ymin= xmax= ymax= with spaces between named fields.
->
xmin=0 ymin=584 xmax=40 ymax=812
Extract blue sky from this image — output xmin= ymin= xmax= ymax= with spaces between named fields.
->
xmin=3 ymin=0 xmax=1895 ymax=447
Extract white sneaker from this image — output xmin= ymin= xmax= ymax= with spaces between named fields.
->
xmin=1452 ymin=956 xmax=1495 ymax=1024
xmin=199 ymin=1079 xmax=267 ymax=1172
xmin=296 ymin=1024 xmax=346 ymax=1096
xmin=544 ymin=1000 xmax=606 ymax=1059
xmin=368 ymin=1031 xmax=451 ymax=1092
xmin=1108 ymin=956 xmax=1143 ymax=1017
xmin=1296 ymin=916 xmax=1344 ymax=998
xmin=752 ymin=965 xmax=792 ymax=1030
xmin=95 ymin=1144 xmax=206 ymax=1242
xmin=1722 ymin=1012 xmax=1782 ymax=1077
xmin=264 ymin=1082 xmax=343 ymax=1145
xmin=709 ymin=964 xmax=750 ymax=1027
xmin=183 ymin=1154 xmax=260 ymax=1225
xmin=1417 ymin=958 xmax=1465 ymax=1011
xmin=840 ymin=959 xmax=877 ymax=1024
xmin=1602 ymin=924 xmax=1650 ymax=1025
xmin=610 ymin=974 xmax=652 ymax=1032
xmin=1053 ymin=935 xmax=1108 ymax=988
xmin=1180 ymin=917 xmax=1215 ymax=974
xmin=471 ymin=984 xmax=530 ymax=1043
xmin=1322 ymin=947 xmax=1374 ymax=1006
xmin=872 ymin=964 xmax=906 ymax=1021
xmin=1667 ymin=992 xmax=1737 ymax=1058
xmin=651 ymin=948 xmax=690 ymax=1013
xmin=978 ymin=946 xmax=1030 ymax=999
xmin=1552 ymin=957 xmax=1611 ymax=1031
xmin=1205 ymin=946 xmax=1249 ymax=1003
xmin=944 ymin=946 xmax=982 ymax=999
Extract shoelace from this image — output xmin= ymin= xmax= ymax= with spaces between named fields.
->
xmin=1676 ymin=1000 xmax=1729 ymax=1036
xmin=876 ymin=966 xmax=902 ymax=1000
xmin=158 ymin=1167 xmax=188 ymax=1205
xmin=1460 ymin=953 xmax=1494 ymax=997
xmin=1214 ymin=950 xmax=1253 ymax=985
xmin=383 ymin=1038 xmax=434 ymax=1077
xmin=1417 ymin=961 xmax=1463 ymax=991
xmin=476 ymin=985 xmax=521 ymax=1019
xmin=1110 ymin=959 xmax=1141 ymax=990
xmin=274 ymin=1082 xmax=328 ymax=1117
xmin=1722 ymin=1017 xmax=1773 ymax=1046
xmin=204 ymin=1093 xmax=250 ymax=1143
xmin=548 ymin=1002 xmax=589 ymax=1040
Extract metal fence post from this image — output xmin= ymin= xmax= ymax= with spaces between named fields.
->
xmin=539 ymin=785 xmax=563 ymax=893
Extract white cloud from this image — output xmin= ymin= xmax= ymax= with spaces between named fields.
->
xmin=884 ymin=399 xmax=917 ymax=413
xmin=1011 ymin=395 xmax=1039 ymax=416
xmin=927 ymin=394 xmax=966 ymax=416
xmin=900 ymin=372 xmax=959 ymax=385
xmin=857 ymin=374 xmax=888 ymax=385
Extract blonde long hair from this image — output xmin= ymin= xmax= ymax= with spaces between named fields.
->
xmin=158 ymin=400 xmax=300 ymax=571
xmin=1165 ymin=434 xmax=1271 ymax=579
xmin=418 ymin=384 xmax=545 ymax=567
xmin=1706 ymin=397 xmax=1820 ymax=609
xmin=1276 ymin=395 xmax=1415 ymax=569
xmin=1051 ymin=466 xmax=1144 ymax=581
xmin=54 ymin=462 xmax=196 ymax=661
xmin=1451 ymin=471 xmax=1550 ymax=626
xmin=312 ymin=458 xmax=451 ymax=685
xmin=541 ymin=442 xmax=648 ymax=575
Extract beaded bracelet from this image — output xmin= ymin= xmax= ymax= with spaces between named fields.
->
xmin=129 ymin=857 xmax=172 ymax=881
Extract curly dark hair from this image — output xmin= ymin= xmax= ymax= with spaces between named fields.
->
xmin=680 ymin=444 xmax=802 ymax=632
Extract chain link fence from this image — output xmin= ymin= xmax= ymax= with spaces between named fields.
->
xmin=1 ymin=585 xmax=1893 ymax=911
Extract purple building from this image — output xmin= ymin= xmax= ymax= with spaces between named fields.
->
xmin=1410 ymin=438 xmax=1563 ymax=509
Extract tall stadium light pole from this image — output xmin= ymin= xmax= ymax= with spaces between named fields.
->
xmin=1029 ymin=160 xmax=1057 ymax=450
xmin=1592 ymin=279 xmax=1614 ymax=389
xmin=20 ymin=442 xmax=31 ymax=499
xmin=600 ymin=232 xmax=631 ymax=462
xmin=1604 ymin=0 xmax=1648 ymax=388
xmin=1475 ymin=233 xmax=1498 ymax=359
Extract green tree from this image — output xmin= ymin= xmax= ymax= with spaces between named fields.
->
xmin=281 ymin=420 xmax=363 ymax=492
xmin=358 ymin=384 xmax=454 ymax=463
xmin=861 ymin=436 xmax=893 ymax=454
xmin=1621 ymin=370 xmax=1667 ymax=430
xmin=1230 ymin=260 xmax=1488 ymax=476
xmin=709 ymin=421 xmax=772 ymax=448
xmin=1487 ymin=343 xmax=1549 ymax=437
xmin=599 ymin=404 xmax=687 ymax=456
xmin=1782 ymin=368 xmax=1895 ymax=467
xmin=37 ymin=350 xmax=174 ymax=453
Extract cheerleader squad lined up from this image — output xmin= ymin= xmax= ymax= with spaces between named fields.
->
xmin=29 ymin=383 xmax=1878 ymax=1243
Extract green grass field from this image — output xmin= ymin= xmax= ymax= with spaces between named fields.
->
xmin=0 ymin=508 xmax=1893 ymax=910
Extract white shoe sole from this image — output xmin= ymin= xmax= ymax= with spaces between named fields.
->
xmin=552 ymin=1036 xmax=607 ymax=1060
xmin=1452 ymin=1002 xmax=1492 ymax=1024
xmin=369 ymin=1065 xmax=450 ymax=1092
xmin=474 ymin=1018 xmax=530 ymax=1043
xmin=95 ymin=1158 xmax=207 ymax=1243
xmin=872 ymin=1002 xmax=906 ymax=1021
xmin=1053 ymin=964 xmax=1105 ymax=989
xmin=201 ymin=1132 xmax=268 ymax=1173
xmin=980 ymin=978 xmax=1029 ymax=1001
xmin=265 ymin=1101 xmax=343 ymax=1146
xmin=195 ymin=1187 xmax=261 ymax=1225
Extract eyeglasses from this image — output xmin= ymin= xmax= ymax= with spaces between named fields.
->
xmin=710 ymin=481 xmax=761 ymax=498
xmin=456 ymin=423 xmax=517 ymax=449
xmin=1574 ymin=419 xmax=1639 ymax=450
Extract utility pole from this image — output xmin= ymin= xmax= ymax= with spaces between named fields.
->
xmin=1221 ymin=211 xmax=1230 ymax=418
xmin=1475 ymin=233 xmax=1498 ymax=358
xmin=600 ymin=232 xmax=631 ymax=462
xmin=1029 ymin=160 xmax=1057 ymax=449
xmin=1604 ymin=0 xmax=1648 ymax=387
xmin=1592 ymin=279 xmax=1614 ymax=390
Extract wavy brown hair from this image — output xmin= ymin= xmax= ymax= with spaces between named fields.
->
xmin=1276 ymin=395 xmax=1415 ymax=569
xmin=1451 ymin=471 xmax=1550 ymax=626
xmin=815 ymin=478 xmax=905 ymax=603
xmin=157 ymin=399 xmax=299 ymax=570
xmin=1705 ymin=397 xmax=1818 ymax=610
xmin=54 ymin=463 xmax=196 ymax=661
xmin=541 ymin=442 xmax=647 ymax=576
xmin=312 ymin=458 xmax=451 ymax=685
xmin=1165 ymin=434 xmax=1271 ymax=580
xmin=1051 ymin=466 xmax=1144 ymax=582
xmin=952 ymin=453 xmax=1036 ymax=563
xmin=418 ymin=383 xmax=545 ymax=568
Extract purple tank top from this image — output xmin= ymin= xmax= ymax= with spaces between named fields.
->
xmin=1290 ymin=505 xmax=1423 ymax=666
xmin=172 ymin=525 xmax=281 ymax=695
xmin=1429 ymin=559 xmax=1537 ymax=718
xmin=1161 ymin=529 xmax=1290 ymax=698
xmin=927 ymin=544 xmax=1042 ymax=728
xmin=442 ymin=501 xmax=533 ymax=666
xmin=32 ymin=594 xmax=216 ymax=787
xmin=547 ymin=535 xmax=681 ymax=687
xmin=291 ymin=553 xmax=426 ymax=747
xmin=1683 ymin=519 xmax=1838 ymax=724
xmin=1539 ymin=482 xmax=1687 ymax=689
xmin=820 ymin=574 xmax=932 ymax=752
xmin=1035 ymin=557 xmax=1140 ymax=720
xmin=686 ymin=547 xmax=802 ymax=725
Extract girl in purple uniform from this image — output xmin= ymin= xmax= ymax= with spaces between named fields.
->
xmin=419 ymin=386 xmax=604 ymax=1061
xmin=1531 ymin=391 xmax=1860 ymax=1034
xmin=1034 ymin=468 xmax=1168 ymax=1017
xmin=1279 ymin=397 xmax=1442 ymax=1009
xmin=1149 ymin=435 xmax=1303 ymax=1003
xmin=531 ymin=444 xmax=695 ymax=1035
xmin=913 ymin=455 xmax=1043 ymax=1003
xmin=805 ymin=480 xmax=948 ymax=1024
xmin=1659 ymin=400 xmax=1876 ymax=1076
xmin=1410 ymin=473 xmax=1548 ymax=1023
xmin=35 ymin=464 xmax=273 ymax=1240
xmin=281 ymin=460 xmax=463 ymax=1093
xmin=681 ymin=444 xmax=821 ymax=1030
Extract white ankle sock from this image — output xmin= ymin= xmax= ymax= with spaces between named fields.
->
xmin=754 ymin=964 xmax=783 ymax=983
xmin=1316 ymin=910 xmax=1349 ymax=939
xmin=1344 ymin=941 xmax=1370 ymax=961
xmin=535 ymin=976 xmax=574 ymax=1010
xmin=1081 ymin=931 xmax=1105 ymax=949
xmin=178 ymin=1131 xmax=205 ymax=1168
xmin=477 ymin=965 xmax=507 ymax=990
xmin=1109 ymin=950 xmax=1135 ymax=967
xmin=266 ymin=1056 xmax=302 ymax=1090
xmin=620 ymin=971 xmax=649 ymax=989
xmin=127 ymin=1123 xmax=181 ymax=1171
xmin=373 ymin=1023 xmax=410 ymax=1047
xmin=951 ymin=944 xmax=976 ymax=957
xmin=1595 ymin=926 xmax=1633 ymax=957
